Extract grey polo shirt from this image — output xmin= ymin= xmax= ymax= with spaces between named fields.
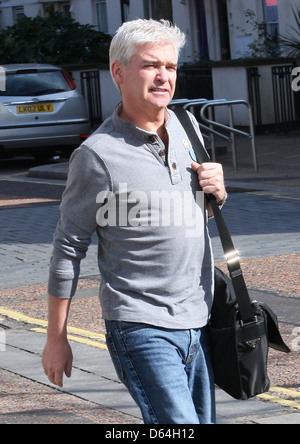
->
xmin=48 ymin=105 xmax=214 ymax=329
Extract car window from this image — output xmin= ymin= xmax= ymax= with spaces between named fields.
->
xmin=0 ymin=70 xmax=71 ymax=96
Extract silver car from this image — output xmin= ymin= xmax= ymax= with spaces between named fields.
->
xmin=0 ymin=64 xmax=91 ymax=158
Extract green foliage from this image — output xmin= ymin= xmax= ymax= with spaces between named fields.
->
xmin=280 ymin=5 xmax=300 ymax=58
xmin=0 ymin=12 xmax=112 ymax=65
xmin=244 ymin=9 xmax=280 ymax=58
xmin=234 ymin=9 xmax=280 ymax=59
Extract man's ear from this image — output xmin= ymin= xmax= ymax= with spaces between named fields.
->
xmin=111 ymin=61 xmax=124 ymax=86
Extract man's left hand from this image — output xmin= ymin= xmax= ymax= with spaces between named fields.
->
xmin=191 ymin=161 xmax=226 ymax=205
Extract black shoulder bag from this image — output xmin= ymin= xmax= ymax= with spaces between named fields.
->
xmin=174 ymin=108 xmax=290 ymax=401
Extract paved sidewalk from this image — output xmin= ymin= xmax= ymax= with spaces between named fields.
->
xmin=1 ymin=321 xmax=297 ymax=425
xmin=0 ymin=130 xmax=299 ymax=424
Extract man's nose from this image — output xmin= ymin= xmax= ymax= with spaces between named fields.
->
xmin=156 ymin=67 xmax=169 ymax=83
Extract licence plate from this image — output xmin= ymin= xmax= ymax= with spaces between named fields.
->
xmin=17 ymin=103 xmax=54 ymax=114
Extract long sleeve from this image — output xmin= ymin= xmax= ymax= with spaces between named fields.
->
xmin=48 ymin=144 xmax=111 ymax=298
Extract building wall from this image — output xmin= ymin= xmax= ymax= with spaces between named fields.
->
xmin=225 ymin=0 xmax=300 ymax=59
xmin=227 ymin=0 xmax=260 ymax=59
xmin=1 ymin=0 xmax=300 ymax=61
xmin=0 ymin=0 xmax=298 ymax=126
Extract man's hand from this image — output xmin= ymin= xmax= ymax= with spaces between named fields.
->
xmin=42 ymin=295 xmax=73 ymax=387
xmin=42 ymin=338 xmax=73 ymax=388
xmin=191 ymin=162 xmax=226 ymax=204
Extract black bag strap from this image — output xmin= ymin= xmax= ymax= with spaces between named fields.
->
xmin=174 ymin=107 xmax=256 ymax=323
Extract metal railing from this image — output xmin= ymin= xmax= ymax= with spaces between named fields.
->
xmin=170 ymin=99 xmax=231 ymax=141
xmin=80 ymin=71 xmax=102 ymax=126
xmin=199 ymin=100 xmax=258 ymax=172
xmin=272 ymin=65 xmax=299 ymax=131
xmin=247 ymin=67 xmax=262 ymax=129
xmin=175 ymin=67 xmax=213 ymax=101
xmin=170 ymin=99 xmax=258 ymax=172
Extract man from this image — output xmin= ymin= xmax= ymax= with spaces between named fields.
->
xmin=42 ymin=19 xmax=226 ymax=424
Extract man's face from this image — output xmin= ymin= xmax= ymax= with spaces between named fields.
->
xmin=115 ymin=43 xmax=178 ymax=115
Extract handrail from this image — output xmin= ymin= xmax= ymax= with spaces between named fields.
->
xmin=200 ymin=100 xmax=258 ymax=172
xmin=199 ymin=123 xmax=232 ymax=142
xmin=170 ymin=99 xmax=232 ymax=142
xmin=200 ymin=100 xmax=252 ymax=139
xmin=173 ymin=99 xmax=258 ymax=172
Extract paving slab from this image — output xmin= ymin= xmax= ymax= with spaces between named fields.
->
xmin=252 ymin=413 xmax=300 ymax=425
xmin=1 ymin=329 xmax=142 ymax=420
xmin=1 ymin=325 xmax=299 ymax=424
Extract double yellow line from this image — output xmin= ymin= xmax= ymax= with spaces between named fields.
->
xmin=0 ymin=306 xmax=107 ymax=350
xmin=258 ymin=387 xmax=300 ymax=411
xmin=1 ymin=306 xmax=300 ymax=411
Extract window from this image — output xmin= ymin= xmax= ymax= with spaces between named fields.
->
xmin=263 ymin=0 xmax=279 ymax=38
xmin=194 ymin=0 xmax=209 ymax=60
xmin=216 ymin=0 xmax=230 ymax=60
xmin=143 ymin=0 xmax=173 ymax=22
xmin=43 ymin=3 xmax=55 ymax=16
xmin=43 ymin=2 xmax=70 ymax=16
xmin=263 ymin=0 xmax=280 ymax=55
xmin=121 ymin=0 xmax=130 ymax=23
xmin=0 ymin=70 xmax=72 ymax=97
xmin=144 ymin=0 xmax=152 ymax=19
xmin=61 ymin=3 xmax=71 ymax=17
xmin=14 ymin=6 xmax=25 ymax=23
xmin=96 ymin=0 xmax=108 ymax=33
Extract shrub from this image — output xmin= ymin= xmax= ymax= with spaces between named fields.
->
xmin=0 ymin=12 xmax=111 ymax=65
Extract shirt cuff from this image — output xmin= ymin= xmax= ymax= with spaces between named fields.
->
xmin=48 ymin=269 xmax=79 ymax=299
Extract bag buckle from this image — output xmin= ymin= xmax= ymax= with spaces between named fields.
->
xmin=240 ymin=316 xmax=258 ymax=327
xmin=224 ymin=250 xmax=240 ymax=265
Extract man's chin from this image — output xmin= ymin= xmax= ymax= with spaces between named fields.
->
xmin=147 ymin=96 xmax=172 ymax=110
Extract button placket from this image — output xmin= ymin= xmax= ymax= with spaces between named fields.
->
xmin=167 ymin=142 xmax=182 ymax=185
xmin=147 ymin=135 xmax=167 ymax=165
xmin=146 ymin=132 xmax=182 ymax=185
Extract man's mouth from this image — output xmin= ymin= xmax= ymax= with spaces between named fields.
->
xmin=150 ymin=88 xmax=169 ymax=93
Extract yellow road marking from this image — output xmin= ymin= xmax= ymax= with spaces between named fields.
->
xmin=0 ymin=307 xmax=48 ymax=327
xmin=270 ymin=386 xmax=300 ymax=398
xmin=258 ymin=393 xmax=300 ymax=411
xmin=2 ymin=307 xmax=300 ymax=404
xmin=31 ymin=327 xmax=107 ymax=350
xmin=0 ymin=306 xmax=106 ymax=343
xmin=258 ymin=387 xmax=300 ymax=411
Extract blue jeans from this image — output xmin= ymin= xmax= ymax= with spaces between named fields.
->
xmin=105 ymin=321 xmax=216 ymax=424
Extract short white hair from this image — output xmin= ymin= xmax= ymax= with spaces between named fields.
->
xmin=110 ymin=19 xmax=186 ymax=79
